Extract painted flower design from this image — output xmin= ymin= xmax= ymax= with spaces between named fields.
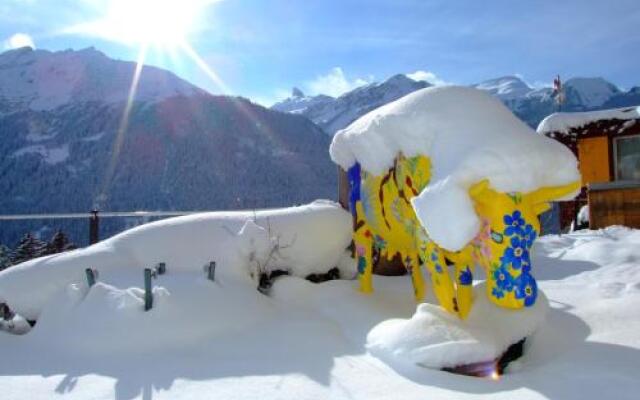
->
xmin=431 ymin=251 xmax=443 ymax=273
xmin=458 ymin=267 xmax=473 ymax=285
xmin=492 ymin=264 xmax=514 ymax=291
xmin=514 ymin=272 xmax=538 ymax=307
xmin=503 ymin=210 xmax=525 ymax=237
xmin=502 ymin=236 xmax=530 ymax=270
xmin=522 ymin=224 xmax=537 ymax=249
xmin=373 ymin=235 xmax=387 ymax=251
xmin=472 ymin=218 xmax=492 ymax=262
xmin=492 ymin=287 xmax=505 ymax=299
xmin=356 ymin=244 xmax=367 ymax=274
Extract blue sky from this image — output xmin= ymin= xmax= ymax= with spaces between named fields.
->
xmin=1 ymin=0 xmax=639 ymax=105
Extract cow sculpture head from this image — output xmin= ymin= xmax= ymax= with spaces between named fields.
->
xmin=468 ymin=179 xmax=581 ymax=309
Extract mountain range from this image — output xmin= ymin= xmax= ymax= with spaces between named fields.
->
xmin=273 ymin=74 xmax=640 ymax=133
xmin=1 ymin=46 xmax=638 ymax=247
xmin=0 ymin=47 xmax=336 ymax=245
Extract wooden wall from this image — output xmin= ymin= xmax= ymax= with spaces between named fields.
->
xmin=588 ymin=185 xmax=640 ymax=229
xmin=578 ymin=136 xmax=611 ymax=184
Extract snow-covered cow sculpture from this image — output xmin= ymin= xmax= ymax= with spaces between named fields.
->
xmin=331 ymin=86 xmax=581 ymax=320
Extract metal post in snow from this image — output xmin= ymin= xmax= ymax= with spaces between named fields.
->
xmin=85 ymin=268 xmax=96 ymax=287
xmin=207 ymin=261 xmax=216 ymax=281
xmin=144 ymin=268 xmax=153 ymax=311
xmin=89 ymin=209 xmax=100 ymax=245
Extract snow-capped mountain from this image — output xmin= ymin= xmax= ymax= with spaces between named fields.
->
xmin=0 ymin=47 xmax=205 ymax=112
xmin=0 ymin=47 xmax=336 ymax=245
xmin=604 ymin=86 xmax=640 ymax=108
xmin=472 ymin=75 xmax=534 ymax=101
xmin=274 ymin=73 xmax=638 ymax=132
xmin=563 ymin=77 xmax=620 ymax=109
xmin=271 ymin=87 xmax=334 ymax=114
xmin=273 ymin=74 xmax=429 ymax=135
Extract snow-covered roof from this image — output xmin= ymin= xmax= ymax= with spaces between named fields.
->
xmin=330 ymin=86 xmax=580 ymax=251
xmin=537 ymin=106 xmax=640 ymax=136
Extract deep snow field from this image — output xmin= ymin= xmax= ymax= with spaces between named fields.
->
xmin=0 ymin=202 xmax=639 ymax=400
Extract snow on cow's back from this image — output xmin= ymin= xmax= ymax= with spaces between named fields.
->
xmin=330 ymin=85 xmax=580 ymax=250
xmin=330 ymin=85 xmax=577 ymax=186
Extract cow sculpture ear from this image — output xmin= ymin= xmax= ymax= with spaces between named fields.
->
xmin=469 ymin=179 xmax=492 ymax=203
xmin=533 ymin=202 xmax=552 ymax=215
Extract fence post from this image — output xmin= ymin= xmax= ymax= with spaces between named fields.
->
xmin=573 ymin=199 xmax=580 ymax=230
xmin=89 ymin=209 xmax=100 ymax=245
xmin=85 ymin=268 xmax=96 ymax=287
xmin=144 ymin=268 xmax=153 ymax=311
xmin=207 ymin=261 xmax=216 ymax=281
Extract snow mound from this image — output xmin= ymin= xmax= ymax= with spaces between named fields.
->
xmin=367 ymin=283 xmax=548 ymax=369
xmin=0 ymin=201 xmax=353 ymax=320
xmin=537 ymin=106 xmax=640 ymax=136
xmin=330 ymin=86 xmax=579 ymax=250
xmin=26 ymin=273 xmax=276 ymax=355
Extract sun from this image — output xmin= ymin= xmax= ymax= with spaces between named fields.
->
xmin=68 ymin=0 xmax=217 ymax=49
xmin=104 ymin=0 xmax=209 ymax=48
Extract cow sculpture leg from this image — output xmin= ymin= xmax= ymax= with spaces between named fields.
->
xmin=354 ymin=228 xmax=374 ymax=294
xmin=450 ymin=249 xmax=474 ymax=319
xmin=421 ymin=243 xmax=458 ymax=315
xmin=405 ymin=252 xmax=426 ymax=301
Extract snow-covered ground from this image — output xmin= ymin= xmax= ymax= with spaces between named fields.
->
xmin=0 ymin=199 xmax=639 ymax=399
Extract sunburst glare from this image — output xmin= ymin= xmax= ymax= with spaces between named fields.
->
xmin=67 ymin=0 xmax=218 ymax=49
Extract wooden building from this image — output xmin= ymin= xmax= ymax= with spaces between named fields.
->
xmin=538 ymin=106 xmax=640 ymax=229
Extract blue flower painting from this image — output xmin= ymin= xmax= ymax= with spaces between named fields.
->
xmin=492 ymin=264 xmax=514 ymax=291
xmin=458 ymin=267 xmax=473 ymax=285
xmin=502 ymin=236 xmax=530 ymax=269
xmin=503 ymin=210 xmax=525 ymax=237
xmin=522 ymin=224 xmax=537 ymax=249
xmin=514 ymin=272 xmax=538 ymax=307
xmin=492 ymin=287 xmax=505 ymax=299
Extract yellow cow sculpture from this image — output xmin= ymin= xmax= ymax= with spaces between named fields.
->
xmin=348 ymin=153 xmax=580 ymax=319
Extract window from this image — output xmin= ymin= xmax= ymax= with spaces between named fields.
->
xmin=614 ymin=135 xmax=640 ymax=181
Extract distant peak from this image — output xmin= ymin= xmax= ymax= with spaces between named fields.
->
xmin=292 ymin=87 xmax=305 ymax=98
xmin=565 ymin=77 xmax=619 ymax=90
xmin=0 ymin=46 xmax=34 ymax=57
xmin=497 ymin=75 xmax=525 ymax=82
xmin=385 ymin=74 xmax=413 ymax=85
xmin=478 ymin=75 xmax=529 ymax=86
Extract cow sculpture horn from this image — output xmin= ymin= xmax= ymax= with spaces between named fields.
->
xmin=525 ymin=181 xmax=582 ymax=206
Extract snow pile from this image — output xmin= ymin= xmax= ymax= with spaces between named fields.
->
xmin=537 ymin=106 xmax=640 ymax=135
xmin=367 ymin=284 xmax=548 ymax=369
xmin=0 ymin=200 xmax=353 ymax=321
xmin=0 ymin=227 xmax=639 ymax=399
xmin=330 ymin=86 xmax=580 ymax=250
xmin=24 ymin=273 xmax=277 ymax=355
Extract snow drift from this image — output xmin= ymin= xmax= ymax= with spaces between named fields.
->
xmin=0 ymin=200 xmax=353 ymax=321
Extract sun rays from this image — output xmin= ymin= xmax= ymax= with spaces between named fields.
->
xmin=91 ymin=0 xmax=232 ymax=205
